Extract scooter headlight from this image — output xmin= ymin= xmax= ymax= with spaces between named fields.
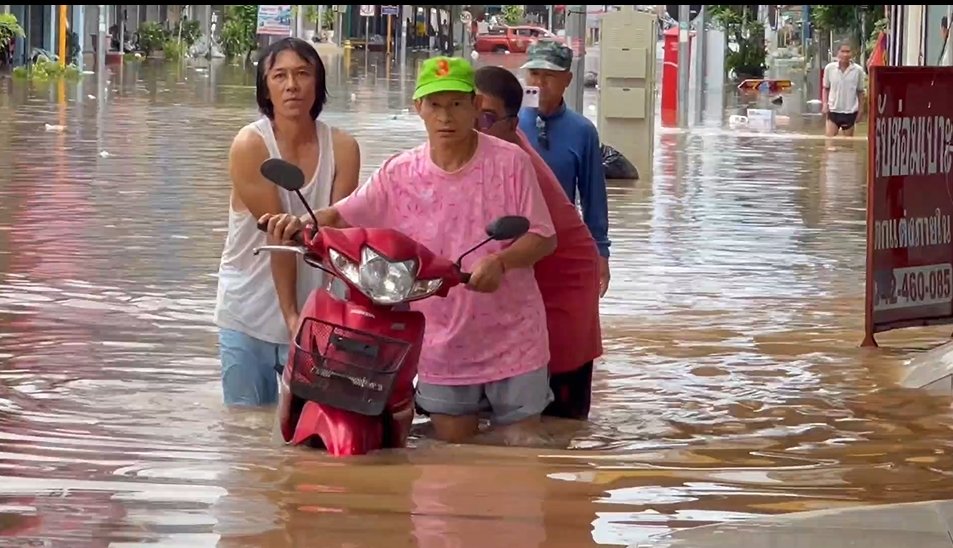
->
xmin=328 ymin=247 xmax=443 ymax=305
xmin=358 ymin=246 xmax=415 ymax=304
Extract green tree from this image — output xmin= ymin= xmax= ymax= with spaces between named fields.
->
xmin=811 ymin=6 xmax=885 ymax=66
xmin=811 ymin=5 xmax=885 ymax=34
xmin=501 ymin=5 xmax=524 ymax=26
xmin=709 ymin=5 xmax=766 ymax=79
xmin=220 ymin=5 xmax=259 ymax=61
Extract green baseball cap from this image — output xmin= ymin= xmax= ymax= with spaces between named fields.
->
xmin=413 ymin=56 xmax=475 ymax=100
xmin=521 ymin=40 xmax=573 ymax=71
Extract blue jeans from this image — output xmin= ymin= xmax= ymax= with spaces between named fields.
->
xmin=218 ymin=328 xmax=289 ymax=406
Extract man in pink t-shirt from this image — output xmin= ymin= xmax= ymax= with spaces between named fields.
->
xmin=260 ymin=57 xmax=558 ymax=444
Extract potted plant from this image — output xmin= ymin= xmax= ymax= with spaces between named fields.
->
xmin=0 ymin=13 xmax=25 ymax=69
xmin=710 ymin=5 xmax=767 ymax=81
xmin=137 ymin=21 xmax=171 ymax=58
xmin=301 ymin=6 xmax=318 ymax=42
xmin=293 ymin=6 xmax=335 ymax=43
xmin=319 ymin=7 xmax=336 ymax=43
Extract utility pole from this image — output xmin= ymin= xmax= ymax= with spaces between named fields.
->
xmin=97 ymin=4 xmax=106 ymax=72
xmin=58 ymin=4 xmax=67 ymax=67
xmin=400 ymin=5 xmax=408 ymax=67
xmin=206 ymin=5 xmax=213 ymax=59
xmin=565 ymin=4 xmax=586 ymax=113
xmin=118 ymin=7 xmax=124 ymax=56
xmin=694 ymin=5 xmax=706 ymax=124
xmin=296 ymin=4 xmax=305 ymax=39
xmin=677 ymin=4 xmax=690 ymax=127
xmin=461 ymin=9 xmax=472 ymax=62
xmin=23 ymin=5 xmax=31 ymax=65
xmin=859 ymin=6 xmax=867 ymax=67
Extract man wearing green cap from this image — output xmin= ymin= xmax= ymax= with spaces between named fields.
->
xmin=519 ymin=39 xmax=612 ymax=298
xmin=259 ymin=56 xmax=559 ymax=445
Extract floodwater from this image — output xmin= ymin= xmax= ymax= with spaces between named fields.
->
xmin=1 ymin=51 xmax=953 ymax=547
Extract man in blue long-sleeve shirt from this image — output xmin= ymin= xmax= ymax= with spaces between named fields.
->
xmin=518 ymin=40 xmax=611 ymax=296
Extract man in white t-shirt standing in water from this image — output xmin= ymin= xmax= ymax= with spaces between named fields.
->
xmin=823 ymin=41 xmax=867 ymax=137
xmin=214 ymin=38 xmax=362 ymax=407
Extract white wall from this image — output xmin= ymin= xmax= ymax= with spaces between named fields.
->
xmin=904 ymin=4 xmax=925 ymax=66
xmin=83 ymin=4 xmax=100 ymax=53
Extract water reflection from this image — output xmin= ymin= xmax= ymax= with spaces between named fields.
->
xmin=1 ymin=52 xmax=953 ymax=547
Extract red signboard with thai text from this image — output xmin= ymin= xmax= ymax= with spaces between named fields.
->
xmin=864 ymin=66 xmax=953 ymax=346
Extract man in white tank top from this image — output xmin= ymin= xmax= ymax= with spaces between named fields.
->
xmin=213 ymin=37 xmax=362 ymax=407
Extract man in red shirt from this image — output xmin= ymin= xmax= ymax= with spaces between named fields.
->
xmin=473 ymin=65 xmax=603 ymax=420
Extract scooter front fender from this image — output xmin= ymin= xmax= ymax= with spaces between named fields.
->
xmin=292 ymin=401 xmax=384 ymax=456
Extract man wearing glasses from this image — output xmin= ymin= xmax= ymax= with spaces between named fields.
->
xmin=474 ymin=65 xmax=603 ymax=421
xmin=518 ymin=40 xmax=612 ymax=298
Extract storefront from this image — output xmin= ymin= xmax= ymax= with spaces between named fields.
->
xmin=340 ymin=5 xmax=456 ymax=51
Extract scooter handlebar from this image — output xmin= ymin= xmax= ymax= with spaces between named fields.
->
xmin=256 ymin=219 xmax=473 ymax=286
xmin=256 ymin=220 xmax=304 ymax=245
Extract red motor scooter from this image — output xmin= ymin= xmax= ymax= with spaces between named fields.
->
xmin=253 ymin=158 xmax=530 ymax=457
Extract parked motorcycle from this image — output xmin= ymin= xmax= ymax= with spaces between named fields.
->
xmin=253 ymin=158 xmax=530 ymax=457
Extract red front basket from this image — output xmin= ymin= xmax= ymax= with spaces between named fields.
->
xmin=289 ymin=317 xmax=412 ymax=416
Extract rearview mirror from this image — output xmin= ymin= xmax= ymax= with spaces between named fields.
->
xmin=486 ymin=215 xmax=530 ymax=241
xmin=454 ymin=215 xmax=532 ymax=268
xmin=259 ymin=158 xmax=319 ymax=228
xmin=260 ymin=158 xmax=306 ymax=191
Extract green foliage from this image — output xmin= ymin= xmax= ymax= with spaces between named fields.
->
xmin=501 ymin=5 xmax=524 ymax=26
xmin=301 ymin=6 xmax=335 ymax=31
xmin=709 ymin=5 xmax=745 ymax=29
xmin=811 ymin=5 xmax=857 ymax=32
xmin=175 ymin=18 xmax=202 ymax=48
xmin=811 ymin=5 xmax=886 ymax=62
xmin=220 ymin=5 xmax=259 ymax=60
xmin=12 ymin=58 xmax=81 ymax=82
xmin=0 ymin=13 xmax=25 ymax=52
xmin=729 ymin=21 xmax=766 ymax=78
xmin=140 ymin=17 xmax=200 ymax=60
xmin=709 ymin=5 xmax=766 ymax=79
xmin=138 ymin=21 xmax=170 ymax=56
xmin=865 ymin=16 xmax=889 ymax=60
xmin=163 ymin=39 xmax=186 ymax=60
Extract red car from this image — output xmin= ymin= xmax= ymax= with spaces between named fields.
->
xmin=474 ymin=25 xmax=564 ymax=54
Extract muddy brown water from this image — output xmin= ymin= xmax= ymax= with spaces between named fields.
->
xmin=1 ymin=53 xmax=952 ymax=547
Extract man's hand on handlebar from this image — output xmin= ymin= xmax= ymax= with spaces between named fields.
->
xmin=467 ymin=254 xmax=506 ymax=293
xmin=259 ymin=213 xmax=305 ymax=244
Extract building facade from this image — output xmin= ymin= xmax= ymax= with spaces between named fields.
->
xmin=2 ymin=4 xmax=220 ymax=68
xmin=887 ymin=4 xmax=952 ymax=66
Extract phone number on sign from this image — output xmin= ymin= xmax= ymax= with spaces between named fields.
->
xmin=874 ymin=263 xmax=953 ymax=311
